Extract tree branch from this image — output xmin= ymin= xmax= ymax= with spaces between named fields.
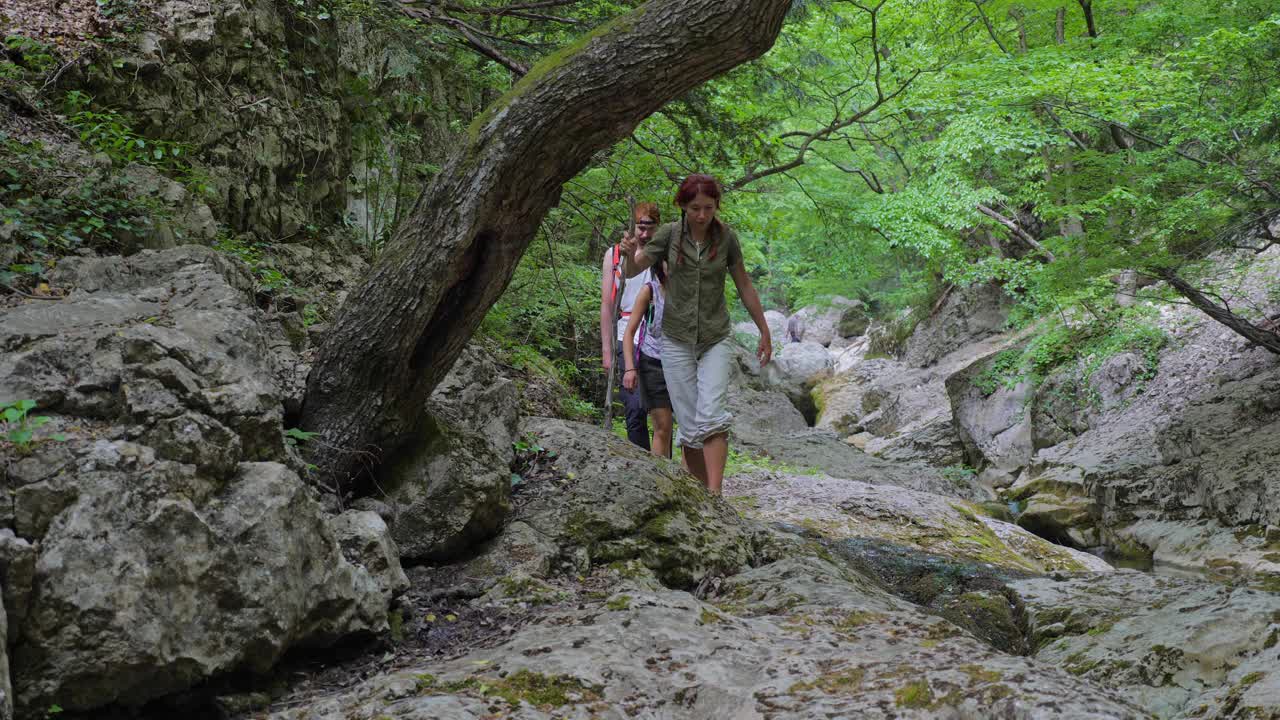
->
xmin=1153 ymin=267 xmax=1280 ymax=354
xmin=973 ymin=0 xmax=1009 ymax=56
xmin=400 ymin=5 xmax=530 ymax=76
xmin=976 ymin=203 xmax=1056 ymax=261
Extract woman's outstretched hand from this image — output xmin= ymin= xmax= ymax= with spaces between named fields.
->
xmin=757 ymin=333 xmax=772 ymax=366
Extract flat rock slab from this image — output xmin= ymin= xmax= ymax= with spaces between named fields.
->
xmin=725 ymin=470 xmax=1110 ymax=574
xmin=266 ymin=558 xmax=1147 ymax=720
xmin=1013 ymin=571 xmax=1280 ymax=719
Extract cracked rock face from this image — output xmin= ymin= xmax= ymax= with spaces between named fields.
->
xmin=1015 ymin=571 xmax=1280 ymax=719
xmin=0 ymin=247 xmax=405 ymax=715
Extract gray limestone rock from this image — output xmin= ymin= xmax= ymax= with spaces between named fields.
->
xmin=379 ymin=345 xmax=519 ymax=562
xmin=947 ymin=349 xmax=1037 ymax=471
xmin=0 ymin=595 xmax=9 ymax=720
xmin=11 ymin=461 xmax=394 ymax=715
xmin=1014 ymin=571 xmax=1280 ymax=719
xmin=904 ymin=282 xmax=1013 ymax=368
xmin=266 ymin=558 xmax=1147 ymax=720
xmin=0 ymin=531 xmax=35 ymax=638
xmin=727 ymin=385 xmax=809 ymax=449
xmin=724 ymin=470 xmax=1109 ymax=574
xmin=0 ymin=247 xmax=405 ymax=716
xmin=513 ymin=417 xmax=754 ymax=589
xmin=379 ymin=417 xmax=513 ymax=562
xmin=734 ymin=308 xmax=787 ymax=341
xmin=763 ymin=341 xmax=833 ymax=421
xmin=330 ymin=510 xmax=411 ymax=604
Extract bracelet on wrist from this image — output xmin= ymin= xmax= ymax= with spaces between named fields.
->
xmin=624 ymin=369 xmax=636 ymax=374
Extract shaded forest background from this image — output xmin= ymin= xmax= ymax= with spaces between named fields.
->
xmin=3 ymin=0 xmax=1278 ymax=424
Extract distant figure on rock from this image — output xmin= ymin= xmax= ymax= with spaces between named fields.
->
xmin=622 ymin=174 xmax=772 ymax=495
xmin=786 ymin=312 xmax=805 ymax=343
xmin=622 ymin=259 xmax=673 ymax=458
xmin=602 ymin=203 xmax=658 ymax=450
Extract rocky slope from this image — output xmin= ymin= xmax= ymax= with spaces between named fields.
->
xmin=2 ymin=245 xmax=1278 ymax=719
xmin=947 ymin=248 xmax=1280 ymax=583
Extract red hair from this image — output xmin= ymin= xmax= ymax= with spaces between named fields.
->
xmin=634 ymin=202 xmax=660 ymax=223
xmin=675 ymin=174 xmax=722 ymax=207
xmin=674 ymin=174 xmax=724 ymax=264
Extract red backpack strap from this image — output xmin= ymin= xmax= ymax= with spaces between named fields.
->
xmin=610 ymin=243 xmax=622 ymax=306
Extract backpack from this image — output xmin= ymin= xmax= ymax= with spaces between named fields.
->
xmin=633 ymin=279 xmax=661 ymax=362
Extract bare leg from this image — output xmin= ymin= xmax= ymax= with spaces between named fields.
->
xmin=649 ymin=408 xmax=673 ymax=459
xmin=683 ymin=445 xmax=708 ymax=485
xmin=702 ymin=432 xmax=728 ymax=495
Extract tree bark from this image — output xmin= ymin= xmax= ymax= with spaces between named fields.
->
xmin=1009 ymin=6 xmax=1028 ymax=53
xmin=1076 ymin=0 xmax=1098 ymax=38
xmin=300 ymin=0 xmax=793 ymax=487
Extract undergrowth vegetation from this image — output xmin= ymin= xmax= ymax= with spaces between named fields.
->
xmin=975 ymin=305 xmax=1169 ymax=407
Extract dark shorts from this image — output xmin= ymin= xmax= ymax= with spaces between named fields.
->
xmin=636 ymin=352 xmax=671 ymax=410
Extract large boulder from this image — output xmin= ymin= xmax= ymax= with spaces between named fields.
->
xmin=508 ymin=417 xmax=755 ymax=589
xmin=946 ymin=350 xmax=1036 ymax=471
xmin=373 ymin=344 xmax=519 ymax=562
xmin=817 ymin=357 xmax=967 ymax=470
xmin=0 ymin=247 xmax=405 ymax=715
xmin=727 ymin=384 xmax=809 ymax=448
xmin=903 ymin=283 xmax=1012 ymax=368
xmin=12 ymin=460 xmax=396 ymax=714
xmin=978 ymin=248 xmax=1280 ymax=579
xmin=813 ymin=359 xmax=898 ymax=436
xmin=786 ymin=297 xmax=867 ymax=346
xmin=734 ymin=309 xmax=787 ymax=342
xmin=763 ymin=341 xmax=833 ymax=422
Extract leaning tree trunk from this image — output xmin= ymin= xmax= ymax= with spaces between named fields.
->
xmin=1153 ymin=268 xmax=1280 ymax=355
xmin=300 ymin=0 xmax=792 ymax=487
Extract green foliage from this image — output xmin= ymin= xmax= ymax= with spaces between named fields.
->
xmin=212 ymin=234 xmax=293 ymax=292
xmin=940 ymin=464 xmax=977 ymax=485
xmin=284 ymin=428 xmax=318 ymax=446
xmin=2 ymin=399 xmax=65 ymax=451
xmin=1 ymin=47 xmax=207 ymax=288
xmin=724 ymin=447 xmax=818 ymax=477
xmin=1 ymin=134 xmax=163 ymax=286
xmin=62 ymin=91 xmax=200 ymax=181
xmin=975 ymin=307 xmax=1169 ymax=407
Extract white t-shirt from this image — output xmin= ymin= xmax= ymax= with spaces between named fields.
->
xmin=610 ymin=246 xmax=653 ymax=343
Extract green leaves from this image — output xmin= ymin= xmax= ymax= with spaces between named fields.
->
xmin=284 ymin=428 xmax=318 ymax=446
xmin=1 ymin=398 xmax=64 ymax=452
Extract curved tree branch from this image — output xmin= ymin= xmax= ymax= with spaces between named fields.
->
xmin=302 ymin=0 xmax=793 ymax=487
xmin=976 ymin=203 xmax=1056 ymax=261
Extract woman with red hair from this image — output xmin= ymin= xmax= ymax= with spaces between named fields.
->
xmin=621 ymin=174 xmax=772 ymax=494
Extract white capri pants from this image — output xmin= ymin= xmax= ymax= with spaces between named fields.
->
xmin=662 ymin=337 xmax=734 ymax=449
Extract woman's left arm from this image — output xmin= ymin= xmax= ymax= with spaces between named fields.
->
xmin=730 ymin=260 xmax=772 ymax=366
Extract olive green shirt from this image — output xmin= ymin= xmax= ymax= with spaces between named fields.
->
xmin=626 ymin=220 xmax=742 ymax=348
